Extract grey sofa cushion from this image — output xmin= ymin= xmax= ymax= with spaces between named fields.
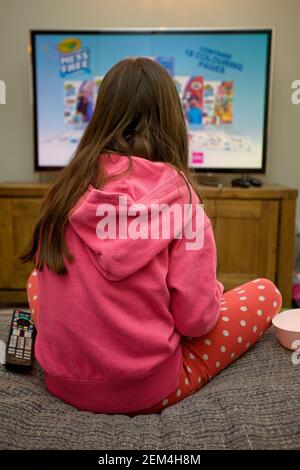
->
xmin=0 ymin=311 xmax=299 ymax=450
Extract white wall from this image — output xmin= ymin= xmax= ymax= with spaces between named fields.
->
xmin=0 ymin=0 xmax=300 ymax=219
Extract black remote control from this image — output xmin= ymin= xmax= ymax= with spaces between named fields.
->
xmin=5 ymin=309 xmax=36 ymax=371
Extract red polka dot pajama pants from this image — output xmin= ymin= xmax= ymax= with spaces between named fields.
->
xmin=26 ymin=273 xmax=282 ymax=416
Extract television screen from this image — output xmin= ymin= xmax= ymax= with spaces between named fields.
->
xmin=31 ymin=29 xmax=272 ymax=172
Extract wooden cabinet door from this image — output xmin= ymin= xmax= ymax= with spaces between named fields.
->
xmin=0 ymin=198 xmax=40 ymax=289
xmin=0 ymin=195 xmax=281 ymax=295
xmin=203 ymin=199 xmax=279 ymax=291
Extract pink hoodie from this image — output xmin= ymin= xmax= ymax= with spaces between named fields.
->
xmin=35 ymin=154 xmax=223 ymax=414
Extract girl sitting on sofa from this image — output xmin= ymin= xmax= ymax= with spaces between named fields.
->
xmin=21 ymin=58 xmax=282 ymax=415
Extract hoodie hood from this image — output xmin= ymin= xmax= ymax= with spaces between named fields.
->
xmin=69 ymin=154 xmax=196 ymax=281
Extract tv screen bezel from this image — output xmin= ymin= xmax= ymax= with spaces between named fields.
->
xmin=30 ymin=28 xmax=273 ymax=173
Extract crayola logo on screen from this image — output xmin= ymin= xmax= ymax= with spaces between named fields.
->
xmin=59 ymin=39 xmax=90 ymax=77
xmin=58 ymin=38 xmax=81 ymax=54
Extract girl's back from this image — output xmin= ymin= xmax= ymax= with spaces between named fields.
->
xmin=34 ymin=153 xmax=221 ymax=413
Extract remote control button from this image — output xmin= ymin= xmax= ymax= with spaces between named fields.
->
xmin=9 ymin=337 xmax=17 ymax=347
xmin=8 ymin=348 xmax=15 ymax=354
xmin=24 ymin=331 xmax=32 ymax=338
xmin=13 ymin=328 xmax=20 ymax=336
xmin=17 ymin=337 xmax=25 ymax=349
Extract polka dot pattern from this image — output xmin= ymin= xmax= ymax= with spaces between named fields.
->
xmin=26 ymin=270 xmax=282 ymax=417
xmin=26 ymin=269 xmax=39 ymax=329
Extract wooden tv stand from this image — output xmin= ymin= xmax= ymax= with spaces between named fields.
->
xmin=0 ymin=182 xmax=298 ymax=306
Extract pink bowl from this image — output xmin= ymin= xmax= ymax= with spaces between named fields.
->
xmin=272 ymin=309 xmax=300 ymax=350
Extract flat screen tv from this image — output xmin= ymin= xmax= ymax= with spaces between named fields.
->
xmin=30 ymin=28 xmax=272 ymax=172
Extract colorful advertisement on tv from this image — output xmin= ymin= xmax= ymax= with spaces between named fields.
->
xmin=33 ymin=32 xmax=270 ymax=170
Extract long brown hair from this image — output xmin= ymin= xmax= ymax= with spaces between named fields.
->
xmin=20 ymin=57 xmax=200 ymax=274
